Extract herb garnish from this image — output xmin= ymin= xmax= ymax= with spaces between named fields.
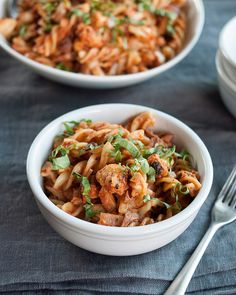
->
xmin=136 ymin=0 xmax=176 ymax=34
xmin=73 ymin=172 xmax=95 ymax=218
xmin=113 ymin=137 xmax=140 ymax=158
xmin=49 ymin=145 xmax=71 ymax=170
xmin=171 ymin=183 xmax=190 ymax=198
xmin=71 ymin=9 xmax=91 ymax=25
xmin=44 ymin=2 xmax=56 ymax=14
xmin=175 ymin=150 xmax=190 ymax=161
xmin=56 ymin=63 xmax=70 ymax=72
xmin=143 ymin=195 xmax=171 ymax=208
xmin=147 ymin=166 xmax=156 ymax=183
xmin=63 ymin=119 xmax=92 ymax=135
xmin=44 ymin=21 xmax=53 ymax=33
xmin=135 ymin=157 xmax=149 ymax=174
xmin=109 ymin=148 xmax=123 ymax=163
xmin=19 ymin=25 xmax=27 ymax=37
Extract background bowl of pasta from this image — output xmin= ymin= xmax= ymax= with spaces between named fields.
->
xmin=0 ymin=0 xmax=204 ymax=88
xmin=27 ymin=104 xmax=213 ymax=256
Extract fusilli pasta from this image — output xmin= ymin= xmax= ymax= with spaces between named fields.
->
xmin=41 ymin=112 xmax=201 ymax=226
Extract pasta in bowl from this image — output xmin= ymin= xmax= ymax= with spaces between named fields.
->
xmin=1 ymin=0 xmax=187 ymax=75
xmin=41 ymin=112 xmax=202 ymax=227
xmin=0 ymin=0 xmax=204 ymax=88
xmin=27 ymin=104 xmax=213 ymax=255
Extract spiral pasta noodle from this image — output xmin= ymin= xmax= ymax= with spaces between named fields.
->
xmin=40 ymin=112 xmax=201 ymax=227
xmin=0 ymin=0 xmax=187 ymax=76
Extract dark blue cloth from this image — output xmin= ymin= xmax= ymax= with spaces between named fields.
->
xmin=0 ymin=0 xmax=236 ymax=294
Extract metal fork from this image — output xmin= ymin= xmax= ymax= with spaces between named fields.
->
xmin=164 ymin=166 xmax=236 ymax=295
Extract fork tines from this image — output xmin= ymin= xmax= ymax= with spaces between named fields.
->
xmin=219 ymin=166 xmax=236 ymax=206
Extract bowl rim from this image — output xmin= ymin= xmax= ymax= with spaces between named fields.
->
xmin=216 ymin=50 xmax=236 ymax=94
xmin=26 ymin=103 xmax=213 ymax=237
xmin=219 ymin=16 xmax=236 ymax=69
xmin=0 ymin=0 xmax=205 ymax=83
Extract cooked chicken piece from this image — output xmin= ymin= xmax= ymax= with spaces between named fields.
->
xmin=98 ymin=187 xmax=117 ymax=212
xmin=148 ymin=154 xmax=168 ymax=178
xmin=130 ymin=172 xmax=147 ymax=208
xmin=96 ymin=164 xmax=128 ymax=195
xmin=89 ymin=183 xmax=99 ymax=199
xmin=0 ymin=18 xmax=17 ymax=39
xmin=130 ymin=129 xmax=150 ymax=145
xmin=118 ymin=191 xmax=139 ymax=214
xmin=121 ymin=211 xmax=140 ymax=227
xmin=145 ymin=129 xmax=169 ymax=146
xmin=98 ymin=213 xmax=124 ymax=226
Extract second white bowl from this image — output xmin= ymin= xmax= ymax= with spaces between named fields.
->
xmin=216 ymin=50 xmax=236 ymax=119
xmin=0 ymin=0 xmax=204 ymax=88
xmin=219 ymin=17 xmax=236 ymax=82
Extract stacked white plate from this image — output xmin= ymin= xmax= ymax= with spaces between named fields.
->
xmin=216 ymin=17 xmax=236 ymax=118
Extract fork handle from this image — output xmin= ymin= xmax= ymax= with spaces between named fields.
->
xmin=164 ymin=222 xmax=220 ymax=295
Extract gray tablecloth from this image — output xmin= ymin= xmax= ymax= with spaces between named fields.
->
xmin=1 ymin=0 xmax=236 ymax=294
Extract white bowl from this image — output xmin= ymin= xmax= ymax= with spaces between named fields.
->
xmin=219 ymin=17 xmax=236 ymax=82
xmin=26 ymin=103 xmax=213 ymax=256
xmin=216 ymin=50 xmax=236 ymax=119
xmin=0 ymin=0 xmax=204 ymax=89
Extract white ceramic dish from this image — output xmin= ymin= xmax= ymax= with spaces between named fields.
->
xmin=26 ymin=103 xmax=213 ymax=256
xmin=216 ymin=50 xmax=236 ymax=119
xmin=0 ymin=0 xmax=204 ymax=89
xmin=219 ymin=17 xmax=236 ymax=82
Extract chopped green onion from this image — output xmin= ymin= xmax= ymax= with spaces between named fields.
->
xmin=19 ymin=25 xmax=27 ymax=37
xmin=142 ymin=145 xmax=176 ymax=159
xmin=44 ymin=2 xmax=56 ymax=14
xmin=130 ymin=19 xmax=145 ymax=25
xmin=44 ymin=22 xmax=53 ymax=33
xmin=175 ymin=150 xmax=191 ymax=161
xmin=109 ymin=149 xmax=123 ymax=163
xmin=63 ymin=119 xmax=92 ymax=135
xmin=167 ymin=23 xmax=175 ymax=35
xmin=87 ymin=143 xmax=101 ymax=150
xmin=52 ymin=155 xmax=70 ymax=170
xmin=166 ymin=156 xmax=175 ymax=168
xmin=135 ymin=157 xmax=149 ymax=174
xmin=179 ymin=185 xmax=190 ymax=195
xmin=81 ymin=176 xmax=91 ymax=196
xmin=73 ymin=172 xmax=95 ymax=218
xmin=159 ymin=199 xmax=171 ymax=209
xmin=171 ymin=183 xmax=190 ymax=199
xmin=137 ymin=0 xmax=177 ymax=26
xmin=83 ymin=203 xmax=95 ymax=218
xmin=147 ymin=166 xmax=156 ymax=183
xmin=143 ymin=195 xmax=171 ymax=208
xmin=129 ymin=164 xmax=140 ymax=173
xmin=143 ymin=194 xmax=151 ymax=203
xmin=133 ymin=139 xmax=145 ymax=149
xmin=161 ymin=145 xmax=176 ymax=159
xmin=171 ymin=201 xmax=182 ymax=214
xmin=71 ymin=9 xmax=91 ymax=24
xmin=142 ymin=146 xmax=158 ymax=157
xmin=51 ymin=145 xmax=67 ymax=158
xmin=112 ymin=27 xmax=124 ymax=42
xmin=56 ymin=63 xmax=70 ymax=72
xmin=50 ymin=145 xmax=77 ymax=170
xmin=92 ymin=0 xmax=115 ymax=13
xmin=63 ymin=122 xmax=75 ymax=135
xmin=113 ymin=137 xmax=140 ymax=158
